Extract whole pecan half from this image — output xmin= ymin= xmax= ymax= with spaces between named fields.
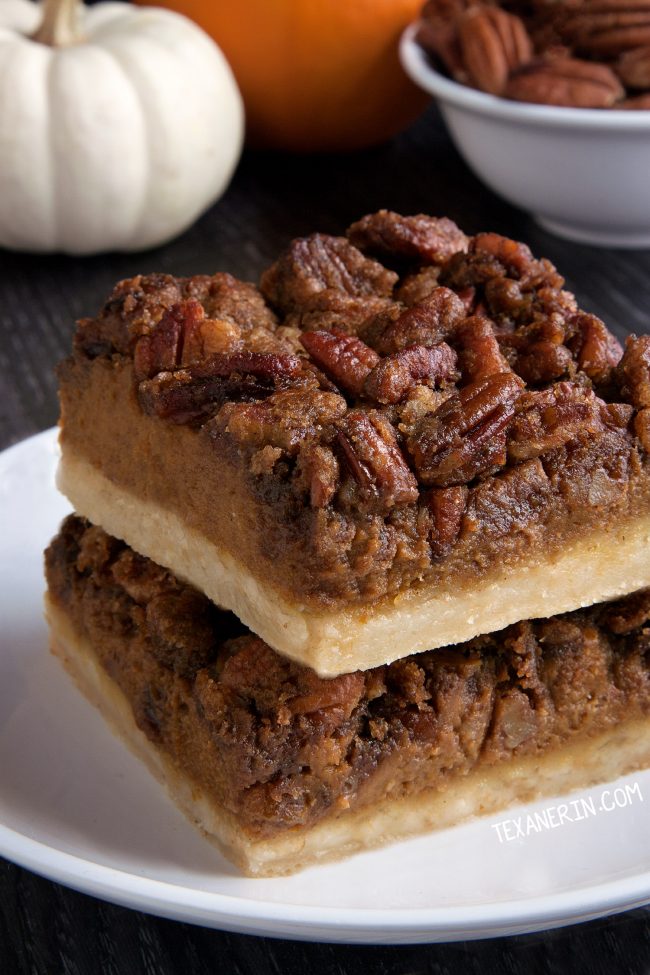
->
xmin=505 ymin=56 xmax=625 ymax=107
xmin=376 ymin=288 xmax=466 ymax=354
xmin=336 ymin=411 xmax=419 ymax=510
xmin=300 ymin=329 xmax=379 ymax=395
xmin=363 ymin=343 xmax=458 ymax=404
xmin=561 ymin=4 xmax=650 ymax=57
xmin=407 ymin=372 xmax=523 ymax=486
xmin=507 ymin=382 xmax=607 ymax=461
xmin=458 ymin=5 xmax=533 ymax=95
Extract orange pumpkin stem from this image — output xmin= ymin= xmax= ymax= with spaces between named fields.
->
xmin=32 ymin=0 xmax=84 ymax=47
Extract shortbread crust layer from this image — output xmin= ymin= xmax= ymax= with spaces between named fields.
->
xmin=58 ymin=442 xmax=650 ymax=675
xmin=45 ymin=516 xmax=650 ymax=875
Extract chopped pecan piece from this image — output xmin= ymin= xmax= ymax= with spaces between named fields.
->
xmin=347 ymin=210 xmax=469 ymax=266
xmin=566 ymin=312 xmax=623 ymax=383
xmin=407 ymin=373 xmax=523 ymax=486
xmin=507 ymin=383 xmax=606 ymax=462
xmin=617 ymin=334 xmax=650 ymax=407
xmin=137 ymin=351 xmax=303 ymax=424
xmin=260 ymin=234 xmax=397 ymax=314
xmin=505 ymin=56 xmax=625 ymax=107
xmin=376 ymin=288 xmax=467 ymax=354
xmin=458 ymin=5 xmax=533 ymax=95
xmin=364 ymin=344 xmax=458 ymax=404
xmin=133 ymin=300 xmax=246 ymax=381
xmin=634 ymin=408 xmax=650 ymax=451
xmin=300 ymin=329 xmax=379 ymax=395
xmin=396 ymin=267 xmax=443 ymax=307
xmin=336 ymin=411 xmax=419 ymax=510
xmin=215 ymin=388 xmax=347 ymax=454
xmin=133 ymin=300 xmax=193 ymax=381
xmin=453 ymin=315 xmax=512 ymax=383
xmin=295 ymin=443 xmax=341 ymax=508
xmin=425 ymin=485 xmax=468 ymax=557
xmin=442 ymin=233 xmax=564 ymax=291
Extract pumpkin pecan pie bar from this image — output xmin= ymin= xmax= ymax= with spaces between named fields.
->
xmin=45 ymin=516 xmax=650 ymax=877
xmin=57 ymin=212 xmax=650 ymax=675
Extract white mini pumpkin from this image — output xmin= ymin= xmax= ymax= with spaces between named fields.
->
xmin=0 ymin=0 xmax=244 ymax=254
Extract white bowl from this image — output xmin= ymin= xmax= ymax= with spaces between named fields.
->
xmin=400 ymin=23 xmax=650 ymax=248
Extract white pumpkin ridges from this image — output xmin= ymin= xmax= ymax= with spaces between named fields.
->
xmin=0 ymin=0 xmax=243 ymax=255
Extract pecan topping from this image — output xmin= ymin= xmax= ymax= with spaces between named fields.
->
xmin=300 ymin=329 xmax=379 ymax=395
xmin=453 ymin=315 xmax=512 ymax=383
xmin=617 ymin=334 xmax=650 ymax=407
xmin=215 ymin=387 xmax=347 ymax=454
xmin=425 ymin=485 xmax=468 ymax=557
xmin=458 ymin=6 xmax=533 ymax=95
xmin=137 ymin=351 xmax=303 ymax=424
xmin=133 ymin=300 xmax=192 ymax=381
xmin=376 ymin=288 xmax=467 ymax=354
xmin=347 ymin=210 xmax=469 ymax=265
xmin=260 ymin=234 xmax=397 ymax=314
xmin=566 ymin=312 xmax=623 ymax=383
xmin=133 ymin=299 xmax=246 ymax=382
xmin=442 ymin=233 xmax=564 ymax=291
xmin=407 ymin=373 xmax=523 ymax=486
xmin=505 ymin=57 xmax=624 ymax=107
xmin=336 ymin=411 xmax=419 ymax=510
xmin=507 ymin=383 xmax=606 ymax=462
xmin=364 ymin=343 xmax=458 ymax=404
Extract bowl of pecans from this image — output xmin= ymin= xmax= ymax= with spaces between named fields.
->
xmin=400 ymin=1 xmax=650 ymax=247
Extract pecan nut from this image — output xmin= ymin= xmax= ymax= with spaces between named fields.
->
xmin=363 ymin=343 xmax=458 ymax=404
xmin=347 ymin=210 xmax=469 ymax=266
xmin=507 ymin=382 xmax=607 ymax=461
xmin=376 ymin=287 xmax=466 ymax=354
xmin=561 ymin=4 xmax=650 ymax=57
xmin=458 ymin=5 xmax=533 ymax=95
xmin=617 ymin=43 xmax=650 ymax=85
xmin=425 ymin=485 xmax=468 ymax=557
xmin=336 ymin=411 xmax=419 ymax=510
xmin=300 ymin=329 xmax=379 ymax=395
xmin=407 ymin=372 xmax=523 ymax=486
xmin=505 ymin=56 xmax=625 ymax=107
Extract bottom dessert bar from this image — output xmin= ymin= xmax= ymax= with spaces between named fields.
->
xmin=45 ymin=516 xmax=650 ymax=877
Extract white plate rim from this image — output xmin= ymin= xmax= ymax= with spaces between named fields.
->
xmin=1 ymin=429 xmax=650 ymax=944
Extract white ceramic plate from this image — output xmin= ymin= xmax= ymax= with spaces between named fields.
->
xmin=2 ymin=429 xmax=650 ymax=944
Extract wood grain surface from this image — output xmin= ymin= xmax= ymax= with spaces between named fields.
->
xmin=1 ymin=104 xmax=650 ymax=972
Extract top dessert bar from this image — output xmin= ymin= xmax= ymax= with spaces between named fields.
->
xmin=57 ymin=210 xmax=650 ymax=676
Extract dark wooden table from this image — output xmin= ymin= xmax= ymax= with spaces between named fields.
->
xmin=1 ymin=105 xmax=650 ymax=973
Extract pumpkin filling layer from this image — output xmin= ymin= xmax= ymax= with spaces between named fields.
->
xmin=57 ymin=212 xmax=650 ymax=673
xmin=45 ymin=516 xmax=650 ymax=876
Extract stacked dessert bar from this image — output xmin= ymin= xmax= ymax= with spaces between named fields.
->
xmin=46 ymin=211 xmax=650 ymax=876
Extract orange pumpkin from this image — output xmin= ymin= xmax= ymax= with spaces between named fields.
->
xmin=136 ymin=0 xmax=429 ymax=152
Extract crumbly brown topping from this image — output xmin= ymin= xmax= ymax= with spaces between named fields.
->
xmin=46 ymin=516 xmax=650 ymax=834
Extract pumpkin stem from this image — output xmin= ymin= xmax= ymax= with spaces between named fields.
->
xmin=32 ymin=0 xmax=84 ymax=47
